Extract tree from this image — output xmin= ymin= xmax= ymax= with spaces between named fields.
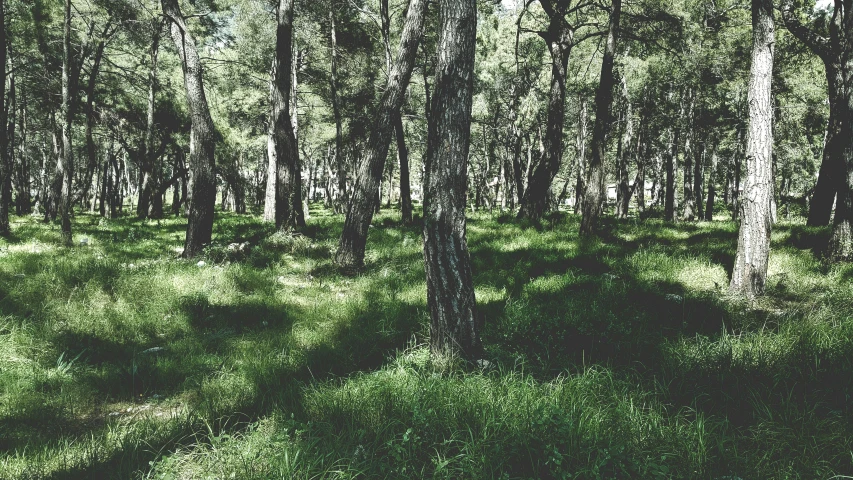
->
xmin=730 ymin=0 xmax=774 ymax=296
xmin=335 ymin=0 xmax=428 ymax=269
xmin=264 ymin=0 xmax=303 ymax=231
xmin=161 ymin=0 xmax=216 ymax=258
xmin=516 ymin=0 xmax=596 ymax=222
xmin=423 ymin=0 xmax=480 ymax=360
xmin=0 ymin=0 xmax=9 ymax=236
xmin=58 ymin=0 xmax=73 ymax=245
xmin=580 ymin=0 xmax=621 ymax=236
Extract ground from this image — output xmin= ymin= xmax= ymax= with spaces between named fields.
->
xmin=0 ymin=206 xmax=851 ymax=479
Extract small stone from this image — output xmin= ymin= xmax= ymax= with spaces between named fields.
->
xmin=197 ymin=261 xmax=206 ymax=267
xmin=79 ymin=238 xmax=89 ymax=246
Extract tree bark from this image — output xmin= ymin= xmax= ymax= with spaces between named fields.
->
xmin=580 ymin=0 xmax=621 ymax=236
xmin=730 ymin=0 xmax=774 ymax=296
xmin=161 ymin=0 xmax=217 ymax=258
xmin=58 ymin=0 xmax=74 ymax=245
xmin=705 ymin=144 xmax=718 ymax=221
xmin=137 ymin=22 xmax=161 ymax=220
xmin=0 ymin=0 xmax=10 ymax=236
xmin=330 ymin=9 xmax=347 ymax=212
xmin=681 ymin=90 xmax=696 ymax=221
xmin=397 ymin=115 xmax=413 ymax=223
xmin=616 ymin=75 xmax=633 ymax=219
xmin=518 ymin=5 xmax=573 ymax=222
xmin=423 ymin=0 xmax=480 ymax=361
xmin=335 ymin=0 xmax=428 ymax=268
xmin=264 ymin=0 xmax=301 ymax=230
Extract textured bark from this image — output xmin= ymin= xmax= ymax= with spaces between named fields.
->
xmin=0 ymin=0 xmax=9 ymax=236
xmin=397 ymin=115 xmax=413 ymax=223
xmin=731 ymin=0 xmax=774 ymax=296
xmin=330 ymin=9 xmax=346 ymax=212
xmin=705 ymin=145 xmax=718 ymax=221
xmin=162 ymin=0 xmax=217 ymax=258
xmin=518 ymin=6 xmax=573 ymax=222
xmin=573 ymin=97 xmax=587 ymax=214
xmin=137 ymin=23 xmax=160 ymax=220
xmin=335 ymin=0 xmax=427 ymax=268
xmin=681 ymin=91 xmax=696 ymax=221
xmin=664 ymin=127 xmax=678 ymax=221
xmin=423 ymin=0 xmax=480 ymax=361
xmin=264 ymin=0 xmax=301 ymax=230
xmin=694 ymin=140 xmax=705 ymax=219
xmin=580 ymin=0 xmax=621 ymax=236
xmin=58 ymin=0 xmax=74 ymax=245
xmin=15 ymin=86 xmax=29 ymax=215
xmin=616 ymin=75 xmax=633 ymax=219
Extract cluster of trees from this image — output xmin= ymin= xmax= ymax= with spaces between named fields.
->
xmin=0 ymin=0 xmax=849 ymax=359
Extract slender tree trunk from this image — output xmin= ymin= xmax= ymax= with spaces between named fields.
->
xmin=58 ymin=0 xmax=74 ymax=245
xmin=518 ymin=11 xmax=572 ymax=222
xmin=731 ymin=0 xmax=774 ymax=296
xmin=732 ymin=130 xmax=743 ymax=221
xmin=335 ymin=0 xmax=428 ymax=268
xmin=330 ymin=9 xmax=347 ymax=212
xmin=397 ymin=115 xmax=413 ymax=223
xmin=681 ymin=91 xmax=696 ymax=221
xmin=695 ymin=140 xmax=705 ymax=219
xmin=162 ymin=0 xmax=217 ymax=258
xmin=138 ymin=23 xmax=160 ymax=220
xmin=0 ymin=4 xmax=10 ymax=236
xmin=705 ymin=144 xmax=718 ymax=220
xmin=617 ymin=75 xmax=633 ymax=219
xmin=580 ymin=0 xmax=621 ymax=236
xmin=16 ymin=86 xmax=29 ymax=215
xmin=423 ymin=0 xmax=480 ymax=361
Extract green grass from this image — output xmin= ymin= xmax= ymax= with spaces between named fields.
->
xmin=1 ymin=206 xmax=852 ymax=479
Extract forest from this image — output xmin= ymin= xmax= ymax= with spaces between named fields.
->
xmin=1 ymin=0 xmax=853 ymax=477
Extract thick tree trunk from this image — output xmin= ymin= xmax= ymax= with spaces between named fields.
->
xmin=162 ymin=0 xmax=217 ymax=258
xmin=730 ymin=0 xmax=774 ymax=296
xmin=264 ymin=0 xmax=301 ymax=230
xmin=423 ymin=0 xmax=480 ymax=361
xmin=580 ymin=0 xmax=621 ymax=236
xmin=518 ymin=11 xmax=572 ymax=222
xmin=335 ymin=0 xmax=428 ymax=269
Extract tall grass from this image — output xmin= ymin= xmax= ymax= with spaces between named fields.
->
xmin=0 ymin=209 xmax=851 ymax=479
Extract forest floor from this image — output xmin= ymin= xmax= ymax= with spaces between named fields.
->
xmin=0 ymin=206 xmax=852 ymax=479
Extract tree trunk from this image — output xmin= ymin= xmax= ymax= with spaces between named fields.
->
xmin=681 ymin=90 xmax=696 ymax=221
xmin=695 ymin=140 xmax=705 ymax=219
xmin=580 ymin=0 xmax=621 ymax=236
xmin=0 ymin=4 xmax=10 ymax=236
xmin=730 ymin=0 xmax=774 ymax=296
xmin=162 ymin=0 xmax=217 ymax=258
xmin=335 ymin=0 xmax=428 ymax=268
xmin=705 ymin=144 xmax=718 ymax=221
xmin=397 ymin=115 xmax=413 ymax=223
xmin=16 ymin=85 xmax=29 ymax=215
xmin=423 ymin=0 xmax=480 ymax=361
xmin=137 ymin=23 xmax=160 ymax=220
xmin=264 ymin=0 xmax=301 ymax=230
xmin=616 ymin=75 xmax=633 ymax=219
xmin=58 ymin=0 xmax=74 ymax=245
xmin=330 ymin=9 xmax=347 ymax=213
xmin=518 ymin=10 xmax=572 ymax=222
xmin=665 ymin=127 xmax=678 ymax=221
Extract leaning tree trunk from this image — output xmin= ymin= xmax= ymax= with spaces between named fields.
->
xmin=423 ymin=0 xmax=480 ymax=361
xmin=162 ymin=0 xmax=217 ymax=258
xmin=580 ymin=0 xmax=621 ymax=236
xmin=335 ymin=0 xmax=428 ymax=269
xmin=518 ymin=13 xmax=572 ymax=222
xmin=730 ymin=0 xmax=774 ymax=296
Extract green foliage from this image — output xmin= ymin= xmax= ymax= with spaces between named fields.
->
xmin=0 ymin=209 xmax=852 ymax=479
